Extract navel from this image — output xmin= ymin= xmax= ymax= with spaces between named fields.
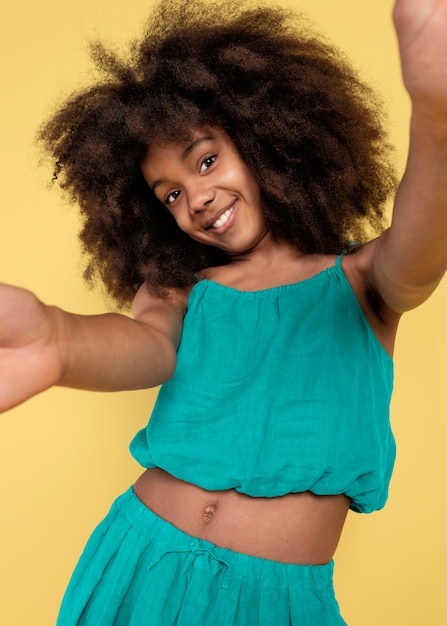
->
xmin=203 ymin=504 xmax=217 ymax=522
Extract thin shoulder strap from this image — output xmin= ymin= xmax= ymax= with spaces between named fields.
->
xmin=335 ymin=253 xmax=344 ymax=268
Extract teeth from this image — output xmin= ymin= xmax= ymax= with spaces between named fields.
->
xmin=211 ymin=208 xmax=233 ymax=229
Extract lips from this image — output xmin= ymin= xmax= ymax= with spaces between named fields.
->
xmin=210 ymin=207 xmax=234 ymax=229
xmin=205 ymin=203 xmax=236 ymax=230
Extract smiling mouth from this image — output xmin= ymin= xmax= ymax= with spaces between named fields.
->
xmin=208 ymin=207 xmax=234 ymax=229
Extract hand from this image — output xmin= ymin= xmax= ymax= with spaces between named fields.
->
xmin=0 ymin=284 xmax=63 ymax=412
xmin=393 ymin=0 xmax=447 ymax=119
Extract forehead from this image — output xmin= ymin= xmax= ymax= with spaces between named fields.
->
xmin=148 ymin=126 xmax=226 ymax=153
xmin=147 ymin=130 xmax=214 ymax=160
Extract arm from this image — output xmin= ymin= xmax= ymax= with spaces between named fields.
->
xmin=372 ymin=0 xmax=447 ymax=312
xmin=0 ymin=282 xmax=184 ymax=413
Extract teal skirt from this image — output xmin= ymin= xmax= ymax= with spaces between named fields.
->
xmin=57 ymin=487 xmax=347 ymax=625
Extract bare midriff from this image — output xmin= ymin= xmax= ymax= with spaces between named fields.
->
xmin=133 ymin=468 xmax=350 ymax=565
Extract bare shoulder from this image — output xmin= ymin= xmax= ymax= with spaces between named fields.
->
xmin=132 ymin=283 xmax=190 ymax=350
xmin=341 ymin=241 xmax=401 ymax=357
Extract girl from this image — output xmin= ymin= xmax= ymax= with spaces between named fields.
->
xmin=1 ymin=0 xmax=446 ymax=623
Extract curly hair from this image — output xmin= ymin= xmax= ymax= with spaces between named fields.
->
xmin=38 ymin=0 xmax=396 ymax=306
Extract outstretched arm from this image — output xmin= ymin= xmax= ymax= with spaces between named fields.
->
xmin=0 ymin=282 xmax=184 ymax=413
xmin=373 ymin=0 xmax=447 ymax=312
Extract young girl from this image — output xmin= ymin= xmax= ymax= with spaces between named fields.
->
xmin=1 ymin=0 xmax=446 ymax=624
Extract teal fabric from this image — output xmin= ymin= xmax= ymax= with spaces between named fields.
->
xmin=56 ymin=488 xmax=347 ymax=625
xmin=130 ymin=255 xmax=396 ymax=513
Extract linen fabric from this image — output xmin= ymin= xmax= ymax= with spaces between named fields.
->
xmin=130 ymin=255 xmax=396 ymax=513
xmin=56 ymin=488 xmax=347 ymax=626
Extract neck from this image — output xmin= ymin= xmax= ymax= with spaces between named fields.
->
xmin=227 ymin=233 xmax=303 ymax=269
xmin=205 ymin=237 xmax=313 ymax=291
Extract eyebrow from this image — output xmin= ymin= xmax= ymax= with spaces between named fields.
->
xmin=150 ymin=135 xmax=215 ymax=192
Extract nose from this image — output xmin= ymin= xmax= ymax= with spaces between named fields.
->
xmin=187 ymin=181 xmax=214 ymax=214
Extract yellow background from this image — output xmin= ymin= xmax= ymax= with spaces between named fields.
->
xmin=0 ymin=0 xmax=446 ymax=624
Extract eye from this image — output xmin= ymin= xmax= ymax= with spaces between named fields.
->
xmin=199 ymin=154 xmax=216 ymax=173
xmin=165 ymin=190 xmax=181 ymax=205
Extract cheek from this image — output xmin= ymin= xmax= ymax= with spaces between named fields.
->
xmin=231 ymin=162 xmax=260 ymax=200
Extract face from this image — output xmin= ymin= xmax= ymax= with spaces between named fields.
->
xmin=141 ymin=127 xmax=269 ymax=256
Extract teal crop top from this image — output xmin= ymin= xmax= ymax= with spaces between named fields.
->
xmin=130 ymin=255 xmax=396 ymax=513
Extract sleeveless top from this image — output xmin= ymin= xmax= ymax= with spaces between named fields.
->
xmin=130 ymin=255 xmax=396 ymax=513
